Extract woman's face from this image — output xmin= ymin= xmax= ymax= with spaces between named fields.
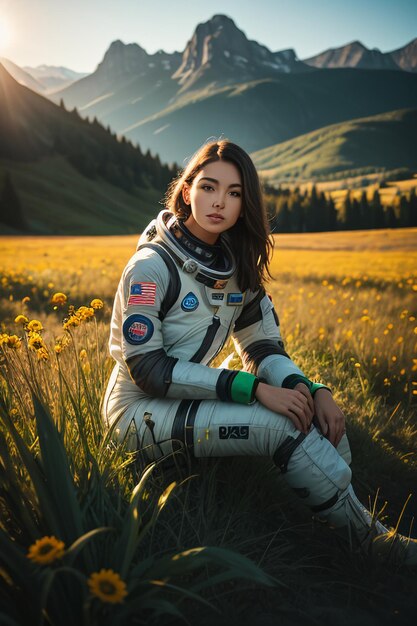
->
xmin=182 ymin=160 xmax=242 ymax=245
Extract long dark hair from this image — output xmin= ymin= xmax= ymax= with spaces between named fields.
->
xmin=164 ymin=139 xmax=273 ymax=292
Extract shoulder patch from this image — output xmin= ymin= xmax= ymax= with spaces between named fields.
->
xmin=123 ymin=314 xmax=154 ymax=345
xmin=181 ymin=292 xmax=199 ymax=312
xmin=128 ymin=282 xmax=156 ymax=306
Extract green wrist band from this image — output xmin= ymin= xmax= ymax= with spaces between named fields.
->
xmin=282 ymin=374 xmax=313 ymax=391
xmin=310 ymin=382 xmax=332 ymax=396
xmin=231 ymin=371 xmax=259 ymax=404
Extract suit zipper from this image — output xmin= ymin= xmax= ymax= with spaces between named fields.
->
xmin=190 ymin=316 xmax=221 ymax=363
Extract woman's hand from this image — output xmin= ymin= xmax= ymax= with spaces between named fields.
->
xmin=313 ymin=389 xmax=345 ymax=447
xmin=255 ymin=382 xmax=314 ymax=434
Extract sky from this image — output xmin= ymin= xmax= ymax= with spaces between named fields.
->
xmin=0 ymin=0 xmax=416 ymax=73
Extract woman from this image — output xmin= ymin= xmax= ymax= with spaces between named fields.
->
xmin=102 ymin=139 xmax=416 ymax=565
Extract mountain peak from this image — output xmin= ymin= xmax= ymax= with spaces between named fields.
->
xmin=97 ymin=39 xmax=149 ymax=78
xmin=303 ymin=39 xmax=400 ymax=71
xmin=173 ymin=13 xmax=305 ymax=91
xmin=347 ymin=40 xmax=367 ymax=50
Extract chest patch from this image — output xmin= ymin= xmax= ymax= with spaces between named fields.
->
xmin=123 ymin=314 xmax=154 ymax=345
xmin=181 ymin=292 xmax=199 ymax=312
xmin=227 ymin=293 xmax=243 ymax=306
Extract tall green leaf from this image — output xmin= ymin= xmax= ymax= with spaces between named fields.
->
xmin=32 ymin=394 xmax=83 ymax=545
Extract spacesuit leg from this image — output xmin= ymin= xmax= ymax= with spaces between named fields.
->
xmin=110 ymin=395 xmax=417 ymax=565
xmin=273 ymin=424 xmax=417 ymax=565
xmin=184 ymin=399 xmax=417 ymax=566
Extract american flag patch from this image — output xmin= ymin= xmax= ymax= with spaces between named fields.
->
xmin=128 ymin=282 xmax=156 ymax=306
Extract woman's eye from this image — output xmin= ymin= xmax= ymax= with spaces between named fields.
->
xmin=202 ymin=185 xmax=213 ymax=191
xmin=230 ymin=191 xmax=241 ymax=197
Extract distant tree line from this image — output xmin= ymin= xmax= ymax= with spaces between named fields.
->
xmin=0 ymin=96 xmax=177 ymax=196
xmin=264 ymin=183 xmax=417 ymax=232
xmin=55 ymin=101 xmax=177 ymax=193
xmin=2 ymin=172 xmax=417 ymax=233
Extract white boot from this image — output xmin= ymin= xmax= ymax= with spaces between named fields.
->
xmin=320 ymin=485 xmax=417 ymax=567
xmin=278 ymin=428 xmax=417 ymax=567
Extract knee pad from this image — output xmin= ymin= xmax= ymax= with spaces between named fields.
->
xmin=274 ymin=428 xmax=352 ymax=511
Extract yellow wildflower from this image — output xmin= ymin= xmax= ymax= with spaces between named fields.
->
xmin=374 ymin=337 xmax=379 ymax=344
xmin=76 ymin=306 xmax=94 ymax=321
xmin=354 ymin=363 xmax=361 ymax=368
xmin=37 ymin=348 xmax=49 ymax=361
xmin=6 ymin=335 xmax=21 ymax=350
xmin=27 ymin=319 xmax=43 ymax=332
xmin=28 ymin=333 xmax=44 ymax=350
xmin=14 ymin=314 xmax=28 ymax=325
xmin=0 ymin=333 xmax=9 ymax=346
xmin=88 ymin=569 xmax=128 ymax=604
xmin=90 ymin=298 xmax=104 ymax=310
xmin=79 ymin=349 xmax=87 ymax=360
xmin=21 ymin=296 xmax=31 ymax=304
xmin=27 ymin=536 xmax=65 ymax=565
xmin=51 ymin=292 xmax=67 ymax=306
xmin=63 ymin=315 xmax=80 ymax=330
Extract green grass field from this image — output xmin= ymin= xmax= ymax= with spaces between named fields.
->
xmin=0 ymin=228 xmax=416 ymax=625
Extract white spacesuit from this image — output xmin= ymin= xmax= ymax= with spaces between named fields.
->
xmin=102 ymin=209 xmax=417 ymax=565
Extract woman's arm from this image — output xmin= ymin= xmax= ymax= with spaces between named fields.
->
xmin=232 ymin=288 xmax=311 ymax=388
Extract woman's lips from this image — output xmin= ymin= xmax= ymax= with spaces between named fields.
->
xmin=207 ymin=213 xmax=224 ymax=222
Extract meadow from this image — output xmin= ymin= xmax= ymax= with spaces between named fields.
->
xmin=0 ymin=227 xmax=416 ymax=625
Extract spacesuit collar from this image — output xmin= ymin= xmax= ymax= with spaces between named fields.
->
xmin=172 ymin=220 xmax=222 ymax=265
xmin=149 ymin=210 xmax=236 ymax=288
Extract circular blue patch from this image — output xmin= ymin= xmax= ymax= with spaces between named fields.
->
xmin=181 ymin=292 xmax=199 ymax=312
xmin=123 ymin=314 xmax=154 ymax=345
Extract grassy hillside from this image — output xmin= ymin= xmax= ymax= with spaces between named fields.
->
xmin=0 ymin=64 xmax=175 ymax=234
xmin=0 ymin=157 xmax=163 ymax=235
xmin=251 ymin=108 xmax=417 ymax=184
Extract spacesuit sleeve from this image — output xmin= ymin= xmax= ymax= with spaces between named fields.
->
xmin=232 ymin=288 xmax=315 ymax=390
xmin=119 ymin=247 xmax=258 ymax=404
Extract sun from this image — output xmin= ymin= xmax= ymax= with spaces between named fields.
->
xmin=0 ymin=17 xmax=12 ymax=53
